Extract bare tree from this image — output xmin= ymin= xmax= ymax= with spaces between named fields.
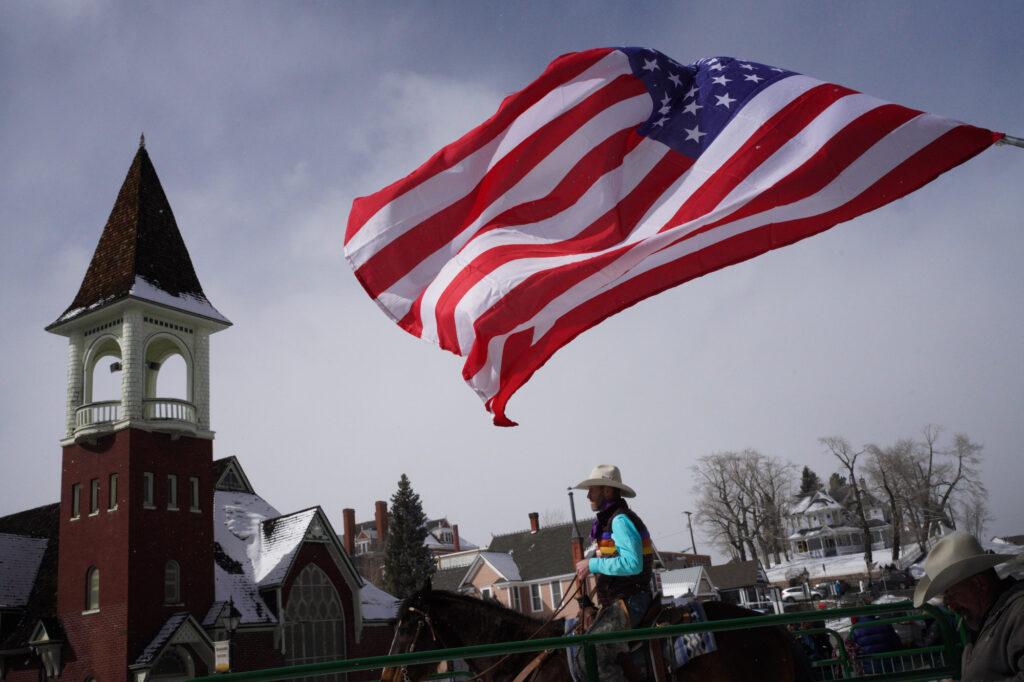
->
xmin=693 ymin=450 xmax=795 ymax=568
xmin=820 ymin=436 xmax=873 ymax=566
xmin=958 ymin=494 xmax=993 ymax=538
xmin=865 ymin=439 xmax=914 ymax=563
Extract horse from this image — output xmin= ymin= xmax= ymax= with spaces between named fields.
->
xmin=380 ymin=588 xmax=813 ymax=681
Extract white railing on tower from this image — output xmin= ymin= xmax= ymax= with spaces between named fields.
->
xmin=75 ymin=400 xmax=123 ymax=428
xmin=143 ymin=398 xmax=196 ymax=423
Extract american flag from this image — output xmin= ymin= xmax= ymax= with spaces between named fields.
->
xmin=344 ymin=47 xmax=1001 ymax=426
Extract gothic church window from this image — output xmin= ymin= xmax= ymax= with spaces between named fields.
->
xmin=85 ymin=566 xmax=99 ymax=612
xmin=283 ymin=564 xmax=346 ymax=682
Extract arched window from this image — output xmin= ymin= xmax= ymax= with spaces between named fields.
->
xmin=85 ymin=566 xmax=99 ymax=611
xmin=86 ymin=336 xmax=122 ymax=404
xmin=164 ymin=560 xmax=180 ymax=604
xmin=283 ymin=564 xmax=346 ymax=682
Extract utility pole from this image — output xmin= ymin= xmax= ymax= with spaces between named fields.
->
xmin=683 ymin=511 xmax=697 ymax=555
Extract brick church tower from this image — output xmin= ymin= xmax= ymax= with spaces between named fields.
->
xmin=45 ymin=139 xmax=230 ymax=681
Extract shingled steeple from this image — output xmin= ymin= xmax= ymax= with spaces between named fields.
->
xmin=49 ymin=143 xmax=227 ymax=329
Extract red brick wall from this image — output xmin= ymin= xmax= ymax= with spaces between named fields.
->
xmin=56 ymin=428 xmax=214 ymax=680
xmin=231 ymin=630 xmax=284 ymax=672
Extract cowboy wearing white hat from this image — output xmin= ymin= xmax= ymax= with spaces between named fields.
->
xmin=572 ymin=465 xmax=653 ymax=622
xmin=913 ymin=531 xmax=1023 ymax=680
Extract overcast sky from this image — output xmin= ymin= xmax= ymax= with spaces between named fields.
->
xmin=2 ymin=1 xmax=1022 ymax=560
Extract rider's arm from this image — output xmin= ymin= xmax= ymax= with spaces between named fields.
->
xmin=588 ymin=514 xmax=642 ymax=576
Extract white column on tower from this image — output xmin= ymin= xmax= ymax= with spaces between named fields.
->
xmin=193 ymin=328 xmax=210 ymax=430
xmin=65 ymin=331 xmax=84 ymax=438
xmin=120 ymin=309 xmax=144 ymax=420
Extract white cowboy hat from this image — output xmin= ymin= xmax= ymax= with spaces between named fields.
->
xmin=574 ymin=464 xmax=636 ymax=498
xmin=912 ymin=531 xmax=1014 ymax=607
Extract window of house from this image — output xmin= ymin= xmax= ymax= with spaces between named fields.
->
xmin=189 ymin=477 xmax=200 ymax=512
xmin=510 ymin=587 xmax=522 ymax=611
xmin=164 ymin=560 xmax=181 ymax=604
xmin=481 ymin=587 xmax=493 ymax=601
xmin=89 ymin=479 xmax=99 ymax=515
xmin=85 ymin=567 xmax=99 ymax=612
xmin=108 ymin=473 xmax=118 ymax=511
xmin=71 ymin=483 xmax=81 ymax=519
xmin=550 ymin=581 xmax=563 ymax=609
xmin=167 ymin=474 xmax=178 ymax=510
xmin=143 ymin=472 xmax=155 ymax=508
xmin=283 ymin=564 xmax=346 ymax=681
xmin=530 ymin=584 xmax=543 ymax=612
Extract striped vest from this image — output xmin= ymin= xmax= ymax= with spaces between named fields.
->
xmin=594 ymin=502 xmax=654 ymax=607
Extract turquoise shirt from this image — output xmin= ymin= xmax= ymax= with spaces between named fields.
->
xmin=588 ymin=513 xmax=643 ymax=576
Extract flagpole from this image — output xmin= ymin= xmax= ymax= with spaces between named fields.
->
xmin=997 ymin=134 xmax=1024 ymax=149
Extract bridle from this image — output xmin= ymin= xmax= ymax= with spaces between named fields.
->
xmin=383 ymin=606 xmax=445 ymax=682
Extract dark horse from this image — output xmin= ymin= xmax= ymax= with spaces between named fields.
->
xmin=381 ymin=589 xmax=812 ymax=681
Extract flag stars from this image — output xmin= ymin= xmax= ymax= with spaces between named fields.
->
xmin=744 ymin=73 xmax=764 ymax=83
xmin=711 ymin=75 xmax=731 ymax=86
xmin=654 ymin=116 xmax=669 ymax=127
xmin=660 ymin=93 xmax=672 ymax=106
xmin=643 ymin=58 xmax=660 ymax=72
xmin=682 ymin=101 xmax=702 ymax=116
xmin=715 ymin=92 xmax=737 ymax=108
xmin=685 ymin=85 xmax=699 ymax=100
xmin=708 ymin=62 xmax=725 ymax=72
xmin=668 ymin=73 xmax=682 ymax=87
xmin=684 ymin=125 xmax=707 ymax=143
xmin=739 ymin=63 xmax=754 ymax=70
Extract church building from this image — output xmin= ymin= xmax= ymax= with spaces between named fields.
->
xmin=0 ymin=142 xmax=397 ymax=681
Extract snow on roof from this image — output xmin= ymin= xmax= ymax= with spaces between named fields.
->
xmin=134 ymin=612 xmax=191 ymax=665
xmin=478 ymin=551 xmax=521 ymax=582
xmin=214 ymin=490 xmax=281 ymax=624
xmin=256 ymin=508 xmax=319 ymax=587
xmin=791 ymin=492 xmax=844 ymax=515
xmin=0 ymin=533 xmax=48 ymax=608
xmin=660 ymin=566 xmax=713 ymax=598
xmin=360 ymin=580 xmax=400 ymax=621
xmin=130 ymin=276 xmax=230 ymax=325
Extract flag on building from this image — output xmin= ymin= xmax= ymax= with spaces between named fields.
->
xmin=344 ymin=47 xmax=1002 ymax=426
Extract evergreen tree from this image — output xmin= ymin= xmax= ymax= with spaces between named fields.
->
xmin=798 ymin=466 xmax=823 ymax=496
xmin=828 ymin=472 xmax=847 ymax=496
xmin=382 ymin=473 xmax=435 ymax=599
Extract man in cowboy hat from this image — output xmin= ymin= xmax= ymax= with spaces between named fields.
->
xmin=913 ymin=531 xmax=1024 ymax=680
xmin=573 ymin=464 xmax=655 ymax=626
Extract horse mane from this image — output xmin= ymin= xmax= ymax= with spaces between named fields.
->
xmin=422 ymin=589 xmax=552 ymax=627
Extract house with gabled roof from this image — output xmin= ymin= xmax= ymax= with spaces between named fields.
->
xmin=786 ymin=489 xmax=893 ymax=559
xmin=0 ymin=143 xmax=397 ymax=682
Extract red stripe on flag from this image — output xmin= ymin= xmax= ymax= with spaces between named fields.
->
xmin=398 ymin=127 xmax=644 ymax=342
xmin=462 ymin=152 xmax=693 ymax=379
xmin=483 ymin=124 xmax=998 ymax=425
xmin=663 ymin=83 xmax=857 ymax=230
xmin=345 ymin=48 xmax=615 ymax=245
xmin=355 ymin=74 xmax=648 ymax=300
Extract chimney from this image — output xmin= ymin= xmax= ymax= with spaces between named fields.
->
xmin=529 ymin=512 xmax=539 ymax=533
xmin=570 ymin=536 xmax=585 ymax=565
xmin=375 ymin=500 xmax=388 ymax=547
xmin=452 ymin=524 xmax=461 ymax=552
xmin=342 ymin=508 xmax=356 ymax=555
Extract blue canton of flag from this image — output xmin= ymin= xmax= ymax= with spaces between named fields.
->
xmin=620 ymin=48 xmax=794 ymax=158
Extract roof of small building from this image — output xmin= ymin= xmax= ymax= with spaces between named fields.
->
xmin=49 ymin=145 xmax=227 ymax=328
xmin=431 ymin=566 xmax=469 ymax=592
xmin=360 ymin=580 xmax=401 ymax=620
xmin=0 ymin=503 xmax=60 ymax=651
xmin=0 ymin=533 xmax=48 ymax=608
xmin=791 ymin=492 xmax=844 ymax=515
xmin=486 ymin=520 xmax=589 ymax=582
xmin=706 ymin=560 xmax=762 ymax=590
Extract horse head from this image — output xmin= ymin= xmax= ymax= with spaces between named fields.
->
xmin=380 ymin=585 xmax=447 ymax=682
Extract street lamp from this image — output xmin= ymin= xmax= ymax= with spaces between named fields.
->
xmin=683 ymin=511 xmax=697 ymax=555
xmin=223 ymin=598 xmax=242 ymax=673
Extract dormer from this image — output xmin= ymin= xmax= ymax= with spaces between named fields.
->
xmin=46 ymin=140 xmax=230 ymax=444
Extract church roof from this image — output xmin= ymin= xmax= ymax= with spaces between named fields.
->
xmin=49 ymin=143 xmax=228 ymax=329
xmin=0 ymin=504 xmax=60 ymax=651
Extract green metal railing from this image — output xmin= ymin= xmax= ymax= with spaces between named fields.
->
xmin=196 ymin=601 xmax=961 ymax=682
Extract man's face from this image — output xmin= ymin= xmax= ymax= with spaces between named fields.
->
xmin=587 ymin=485 xmax=614 ymax=510
xmin=943 ymin=575 xmax=989 ymax=630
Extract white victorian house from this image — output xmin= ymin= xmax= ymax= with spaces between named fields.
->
xmin=786 ymin=490 xmax=892 ymax=559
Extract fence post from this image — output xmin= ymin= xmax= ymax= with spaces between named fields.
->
xmin=583 ymin=643 xmax=599 ymax=682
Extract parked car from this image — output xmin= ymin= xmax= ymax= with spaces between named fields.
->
xmin=782 ymin=586 xmax=824 ymax=602
xmin=879 ymin=568 xmax=916 ymax=589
